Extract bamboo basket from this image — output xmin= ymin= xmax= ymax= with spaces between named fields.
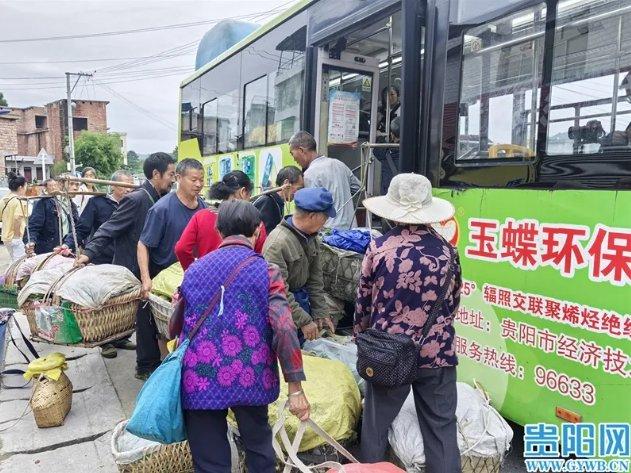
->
xmin=31 ymin=372 xmax=73 ymax=428
xmin=111 ymin=421 xmax=247 ymax=473
xmin=148 ymin=293 xmax=172 ymax=339
xmin=117 ymin=441 xmax=193 ymax=473
xmin=22 ymin=290 xmax=140 ymax=346
xmin=0 ymin=254 xmax=29 ymax=309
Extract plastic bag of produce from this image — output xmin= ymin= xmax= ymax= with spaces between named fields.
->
xmin=34 ymin=301 xmax=82 ymax=344
xmin=151 ymin=262 xmax=184 ymax=301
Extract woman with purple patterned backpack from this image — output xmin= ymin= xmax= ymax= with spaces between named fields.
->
xmin=178 ymin=199 xmax=310 ymax=473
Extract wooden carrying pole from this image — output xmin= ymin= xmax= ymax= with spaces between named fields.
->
xmin=57 ymin=174 xmax=139 ymax=189
xmin=249 ymin=184 xmax=289 ymax=202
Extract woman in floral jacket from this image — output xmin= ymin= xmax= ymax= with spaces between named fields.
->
xmin=356 ymin=173 xmax=462 ymax=473
xmin=179 ymin=200 xmax=310 ymax=473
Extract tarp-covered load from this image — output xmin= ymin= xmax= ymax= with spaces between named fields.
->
xmin=18 ymin=264 xmax=141 ymax=346
xmin=320 ymin=243 xmax=364 ymax=303
xmin=388 ymin=382 xmax=513 ymax=472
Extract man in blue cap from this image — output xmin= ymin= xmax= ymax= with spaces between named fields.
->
xmin=263 ymin=187 xmax=336 ymax=343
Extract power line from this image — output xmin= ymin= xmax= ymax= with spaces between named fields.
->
xmin=95 ymin=81 xmax=176 ymax=131
xmin=0 ymin=4 xmax=295 ymax=44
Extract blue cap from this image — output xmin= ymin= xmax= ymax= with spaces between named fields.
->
xmin=294 ymin=187 xmax=336 ymax=218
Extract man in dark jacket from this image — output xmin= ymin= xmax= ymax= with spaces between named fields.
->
xmin=62 ymin=170 xmax=134 ymax=264
xmin=75 ymin=152 xmax=176 ymax=378
xmin=253 ymin=165 xmax=303 ymax=234
xmin=26 ymin=179 xmax=79 ymax=255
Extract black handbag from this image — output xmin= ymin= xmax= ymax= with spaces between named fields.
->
xmin=356 ymin=244 xmax=455 ymax=387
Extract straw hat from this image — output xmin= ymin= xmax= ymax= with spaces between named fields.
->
xmin=363 ymin=173 xmax=455 ymax=225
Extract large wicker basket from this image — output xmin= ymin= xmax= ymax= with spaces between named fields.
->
xmin=111 ymin=421 xmax=194 ymax=473
xmin=148 ymin=293 xmax=172 ymax=340
xmin=22 ymin=290 xmax=140 ymax=346
xmin=31 ymin=372 xmax=73 ymax=428
xmin=1 ymin=254 xmax=29 ymax=309
xmin=117 ymin=441 xmax=193 ymax=473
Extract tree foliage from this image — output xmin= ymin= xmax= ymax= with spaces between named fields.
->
xmin=0 ymin=92 xmax=7 ymax=107
xmin=52 ymin=160 xmax=68 ymax=177
xmin=126 ymin=150 xmax=142 ymax=173
xmin=74 ymin=132 xmax=123 ymax=177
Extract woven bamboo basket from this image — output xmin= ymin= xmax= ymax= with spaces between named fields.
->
xmin=0 ymin=254 xmax=29 ymax=309
xmin=31 ymin=372 xmax=73 ymax=428
xmin=22 ymin=290 xmax=140 ymax=344
xmin=117 ymin=441 xmax=193 ymax=473
xmin=148 ymin=293 xmax=172 ymax=340
xmin=111 ymin=421 xmax=249 ymax=473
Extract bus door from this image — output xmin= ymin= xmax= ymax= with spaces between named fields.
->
xmin=313 ymin=50 xmax=380 ymax=217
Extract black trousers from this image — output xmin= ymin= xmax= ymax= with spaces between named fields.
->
xmin=135 ymin=261 xmax=165 ymax=373
xmin=184 ymin=406 xmax=276 ymax=473
xmin=134 ymin=301 xmax=161 ymax=373
xmin=361 ymin=366 xmax=461 ymax=473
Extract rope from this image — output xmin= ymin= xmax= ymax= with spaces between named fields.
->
xmin=63 ymin=188 xmax=81 ymax=260
xmin=0 ymin=378 xmax=34 ymax=433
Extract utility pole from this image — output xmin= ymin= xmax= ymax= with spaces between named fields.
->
xmin=65 ymin=72 xmax=93 ymax=175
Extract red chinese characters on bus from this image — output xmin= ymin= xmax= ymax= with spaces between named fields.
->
xmin=465 ymin=219 xmax=631 ymax=286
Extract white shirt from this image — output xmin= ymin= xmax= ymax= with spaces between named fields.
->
xmin=303 ymin=156 xmax=361 ymax=230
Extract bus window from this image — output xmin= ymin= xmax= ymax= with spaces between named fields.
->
xmin=244 ymin=75 xmax=268 ymax=148
xmin=456 ymin=4 xmax=546 ymax=161
xmin=180 ymin=78 xmax=201 ymax=145
xmin=266 ymin=25 xmax=306 ymax=145
xmin=217 ymin=90 xmax=239 ymax=152
xmin=546 ymin=0 xmax=631 ymax=157
xmin=201 ymin=98 xmax=218 ymax=155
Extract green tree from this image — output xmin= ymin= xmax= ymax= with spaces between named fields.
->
xmin=52 ymin=160 xmax=70 ymax=177
xmin=126 ymin=150 xmax=142 ymax=173
xmin=74 ymin=132 xmax=123 ymax=177
xmin=172 ymin=146 xmax=178 ymax=160
xmin=0 ymin=92 xmax=7 ymax=107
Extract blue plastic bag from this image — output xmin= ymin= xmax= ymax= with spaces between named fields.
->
xmin=126 ymin=339 xmax=190 ymax=443
xmin=323 ymin=229 xmax=372 ymax=254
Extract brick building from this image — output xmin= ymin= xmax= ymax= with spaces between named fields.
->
xmin=0 ymin=113 xmax=18 ymax=176
xmin=0 ymin=99 xmax=109 ymax=181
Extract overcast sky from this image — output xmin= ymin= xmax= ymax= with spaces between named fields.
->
xmin=0 ymin=0 xmax=298 ymax=155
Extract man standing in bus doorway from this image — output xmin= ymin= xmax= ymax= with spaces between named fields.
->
xmin=289 ymin=131 xmax=361 ymax=230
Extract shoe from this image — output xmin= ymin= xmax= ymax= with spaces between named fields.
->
xmin=134 ymin=368 xmax=155 ymax=381
xmin=112 ymin=339 xmax=137 ymax=350
xmin=101 ymin=344 xmax=117 ymax=359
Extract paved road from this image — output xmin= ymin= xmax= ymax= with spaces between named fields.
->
xmin=0 ymin=245 xmax=527 ymax=472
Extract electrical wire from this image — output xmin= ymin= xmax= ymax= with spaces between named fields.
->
xmin=94 ymin=81 xmax=176 ymax=131
xmin=0 ymin=4 xmax=296 ymax=44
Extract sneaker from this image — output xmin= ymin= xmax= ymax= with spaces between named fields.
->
xmin=112 ymin=339 xmax=137 ymax=350
xmin=101 ymin=344 xmax=117 ymax=359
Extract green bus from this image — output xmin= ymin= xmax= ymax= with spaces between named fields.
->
xmin=179 ymin=0 xmax=631 ymax=428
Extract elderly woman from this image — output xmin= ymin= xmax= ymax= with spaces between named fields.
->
xmin=179 ymin=199 xmax=309 ymax=473
xmin=355 ymin=173 xmax=462 ymax=473
xmin=175 ymin=171 xmax=267 ymax=270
